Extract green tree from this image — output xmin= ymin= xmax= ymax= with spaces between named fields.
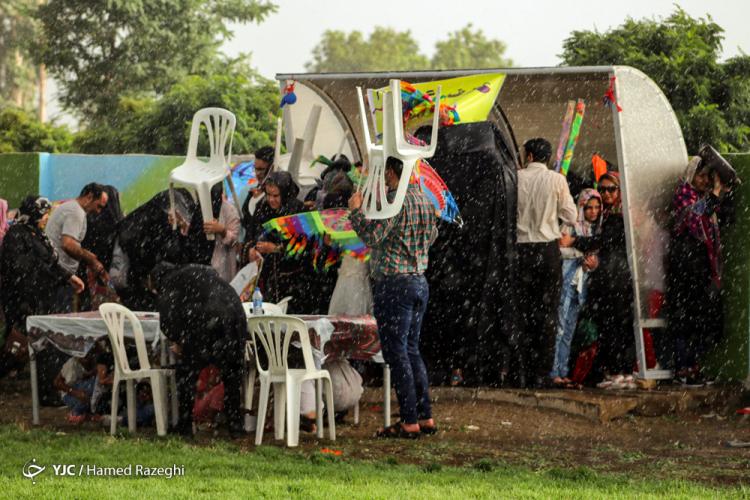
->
xmin=306 ymin=25 xmax=512 ymax=73
xmin=0 ymin=106 xmax=72 ymax=153
xmin=560 ymin=7 xmax=750 ymax=153
xmin=431 ymin=24 xmax=512 ymax=70
xmin=73 ymin=64 xmax=279 ymax=156
xmin=0 ymin=0 xmax=38 ymax=110
xmin=34 ymin=0 xmax=276 ymax=120
xmin=305 ymin=27 xmax=429 ymax=72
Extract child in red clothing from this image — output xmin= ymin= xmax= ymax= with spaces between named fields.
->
xmin=193 ymin=365 xmax=224 ymax=424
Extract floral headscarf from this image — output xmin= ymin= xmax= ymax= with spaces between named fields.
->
xmin=16 ymin=195 xmax=52 ymax=226
xmin=575 ymin=188 xmax=603 ymax=237
xmin=673 ymin=158 xmax=722 ymax=287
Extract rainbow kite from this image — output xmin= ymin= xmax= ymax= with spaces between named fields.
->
xmin=400 ymin=81 xmax=460 ymax=126
xmin=226 ymin=160 xmax=258 ymax=205
xmin=559 ymin=99 xmax=586 ymax=176
xmin=263 ymin=209 xmax=369 ymax=270
xmin=412 ymin=159 xmax=462 ymax=226
xmin=553 ymin=101 xmax=576 ymax=173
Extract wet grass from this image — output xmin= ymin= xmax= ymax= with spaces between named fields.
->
xmin=0 ymin=424 xmax=745 ymax=498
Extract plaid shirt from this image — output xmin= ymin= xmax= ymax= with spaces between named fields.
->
xmin=351 ymin=184 xmax=438 ymax=277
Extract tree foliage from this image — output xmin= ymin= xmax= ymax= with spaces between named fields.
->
xmin=431 ymin=24 xmax=512 ymax=70
xmin=73 ymin=65 xmax=279 ymax=156
xmin=34 ymin=0 xmax=276 ymax=120
xmin=305 ymin=24 xmax=511 ymax=73
xmin=0 ymin=107 xmax=73 ymax=153
xmin=305 ymin=27 xmax=429 ymax=73
xmin=0 ymin=0 xmax=38 ymax=109
xmin=560 ymin=7 xmax=750 ymax=153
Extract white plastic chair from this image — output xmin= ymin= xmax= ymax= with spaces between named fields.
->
xmin=168 ymin=107 xmax=241 ymax=240
xmin=276 ymin=296 xmax=292 ymax=314
xmin=356 ymin=79 xmax=441 ymax=220
xmin=242 ymin=301 xmax=284 ymax=317
xmin=249 ymin=315 xmax=335 ymax=447
xmin=99 ymin=303 xmax=174 ymax=437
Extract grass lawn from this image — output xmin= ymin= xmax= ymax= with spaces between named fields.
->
xmin=0 ymin=425 xmax=746 ymax=499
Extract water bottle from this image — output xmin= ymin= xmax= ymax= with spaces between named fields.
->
xmin=252 ymin=287 xmax=263 ymax=316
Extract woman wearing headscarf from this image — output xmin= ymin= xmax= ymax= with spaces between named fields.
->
xmin=244 ymin=171 xmax=306 ymax=306
xmin=550 ymin=188 xmax=602 ymax=386
xmin=0 ymin=196 xmax=85 ymax=377
xmin=563 ymin=172 xmax=635 ymax=388
xmin=203 ymin=184 xmax=241 ymax=282
xmin=666 ymin=157 xmax=732 ymax=385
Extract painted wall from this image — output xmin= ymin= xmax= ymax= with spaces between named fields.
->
xmin=0 ymin=153 xmax=40 ymax=207
xmin=38 ymin=154 xmax=182 ymax=213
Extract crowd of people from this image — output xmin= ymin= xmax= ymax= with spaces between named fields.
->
xmin=0 ymin=132 xmax=737 ymax=439
xmin=514 ymin=137 xmax=734 ymax=391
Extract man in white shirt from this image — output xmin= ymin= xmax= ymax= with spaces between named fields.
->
xmin=46 ymin=182 xmax=109 ymax=312
xmin=515 ymin=138 xmax=577 ymax=388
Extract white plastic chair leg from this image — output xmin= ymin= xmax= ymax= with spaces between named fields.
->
xmin=324 ymin=378 xmax=336 ymax=441
xmin=315 ymin=379 xmax=324 ymax=439
xmin=353 ymin=397 xmax=360 ymax=425
xmin=126 ymin=379 xmax=136 ymax=433
xmin=286 ymin=382 xmax=302 ymax=447
xmin=110 ymin=378 xmax=120 ymax=435
xmin=273 ymin=382 xmax=286 ymax=440
xmin=151 ymin=375 xmax=167 ymax=437
xmin=195 ymin=182 xmax=216 ymax=241
xmin=255 ymin=378 xmax=270 ymax=445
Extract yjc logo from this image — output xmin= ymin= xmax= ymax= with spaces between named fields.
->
xmin=22 ymin=459 xmax=46 ymax=484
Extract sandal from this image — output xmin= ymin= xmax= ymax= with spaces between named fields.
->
xmin=300 ymin=415 xmax=317 ymax=433
xmin=420 ymin=425 xmax=438 ymax=435
xmin=375 ymin=423 xmax=420 ymax=440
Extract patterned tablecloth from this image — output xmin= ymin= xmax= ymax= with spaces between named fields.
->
xmin=297 ymin=315 xmax=381 ymax=362
xmin=27 ymin=311 xmax=382 ymax=362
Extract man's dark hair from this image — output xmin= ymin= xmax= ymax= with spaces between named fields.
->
xmin=523 ymin=138 xmax=552 ymax=164
xmin=80 ymin=182 xmax=105 ymax=199
xmin=385 ymin=157 xmax=404 ymax=178
xmin=254 ymin=146 xmax=275 ymax=165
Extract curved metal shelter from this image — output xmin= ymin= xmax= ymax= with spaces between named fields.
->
xmin=276 ymin=66 xmax=688 ymax=380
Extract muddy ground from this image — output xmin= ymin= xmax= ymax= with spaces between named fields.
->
xmin=1 ymin=375 xmax=748 ymax=486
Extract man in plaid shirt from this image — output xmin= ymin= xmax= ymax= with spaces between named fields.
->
xmin=349 ymin=157 xmax=438 ymax=439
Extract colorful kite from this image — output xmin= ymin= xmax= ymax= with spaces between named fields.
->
xmin=412 ymin=159 xmax=462 ymax=226
xmin=263 ymin=209 xmax=369 ymax=270
xmin=559 ymin=99 xmax=586 ymax=176
xmin=553 ymin=101 xmax=576 ymax=172
xmin=225 ymin=160 xmax=257 ymax=205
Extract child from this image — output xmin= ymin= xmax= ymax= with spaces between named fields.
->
xmin=54 ymin=352 xmax=97 ymax=423
xmin=550 ymin=188 xmax=602 ymax=387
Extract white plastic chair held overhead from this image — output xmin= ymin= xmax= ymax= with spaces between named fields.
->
xmin=356 ymin=79 xmax=441 ymax=220
xmin=98 ymin=303 xmax=175 ymax=437
xmin=168 ymin=107 xmax=241 ymax=240
xmin=249 ymin=315 xmax=335 ymax=447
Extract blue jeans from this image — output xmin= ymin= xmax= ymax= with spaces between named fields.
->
xmin=550 ymin=259 xmax=589 ymax=379
xmin=122 ymin=403 xmax=156 ymax=427
xmin=373 ymin=274 xmax=431 ymax=424
xmin=62 ymin=377 xmax=96 ymax=415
